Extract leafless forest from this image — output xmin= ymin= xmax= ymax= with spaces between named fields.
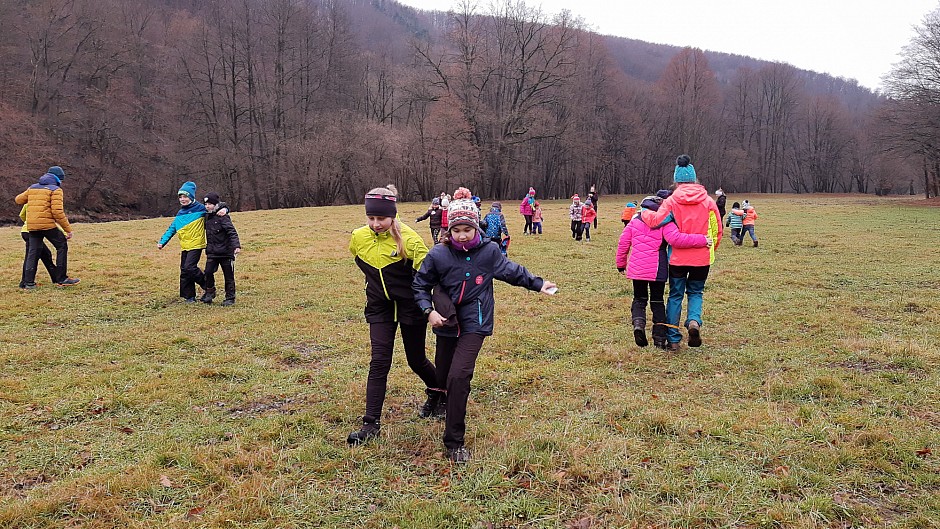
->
xmin=1 ymin=0 xmax=937 ymax=218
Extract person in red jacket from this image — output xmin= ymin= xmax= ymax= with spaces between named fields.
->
xmin=640 ymin=155 xmax=722 ymax=351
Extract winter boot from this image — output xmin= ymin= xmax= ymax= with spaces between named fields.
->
xmin=651 ymin=323 xmax=668 ymax=350
xmin=200 ymin=287 xmax=217 ymax=304
xmin=347 ymin=420 xmax=380 ymax=445
xmin=632 ymin=318 xmax=648 ymax=347
xmin=753 ymin=240 xmax=758 ymax=248
xmin=687 ymin=320 xmax=702 ymax=347
xmin=419 ymin=389 xmax=447 ymax=419
xmin=447 ymin=445 xmax=471 ymax=464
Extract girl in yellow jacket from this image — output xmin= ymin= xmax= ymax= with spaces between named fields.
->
xmin=346 ymin=185 xmax=441 ymax=445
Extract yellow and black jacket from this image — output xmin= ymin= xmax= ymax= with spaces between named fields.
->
xmin=350 ymin=222 xmax=429 ymax=325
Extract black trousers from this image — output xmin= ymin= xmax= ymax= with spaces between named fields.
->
xmin=430 ymin=227 xmax=441 ymax=244
xmin=23 ymin=229 xmax=68 ymax=285
xmin=179 ymin=249 xmax=205 ymax=299
xmin=205 ymin=257 xmax=235 ymax=301
xmin=363 ymin=321 xmax=437 ymax=424
xmin=632 ymin=279 xmax=667 ymax=343
xmin=523 ymin=215 xmax=533 ymax=234
xmin=21 ymin=232 xmax=58 ymax=287
xmin=435 ymin=333 xmax=486 ymax=449
xmin=571 ymin=220 xmax=584 ymax=240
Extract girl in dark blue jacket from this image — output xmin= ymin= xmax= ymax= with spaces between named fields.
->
xmin=413 ymin=198 xmax=557 ymax=463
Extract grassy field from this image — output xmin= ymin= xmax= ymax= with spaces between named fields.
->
xmin=0 ymin=194 xmax=938 ymax=528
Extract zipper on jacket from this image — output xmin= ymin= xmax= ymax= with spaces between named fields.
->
xmin=477 ymin=300 xmax=482 ymax=325
xmin=457 ymin=281 xmax=466 ymax=304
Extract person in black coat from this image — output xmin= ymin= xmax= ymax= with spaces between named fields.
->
xmin=715 ymin=188 xmax=727 ymax=220
xmin=201 ymin=192 xmax=241 ymax=305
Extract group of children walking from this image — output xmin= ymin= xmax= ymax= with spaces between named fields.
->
xmin=617 ymin=155 xmax=722 ymax=352
xmin=157 ymin=181 xmax=241 ymax=305
xmin=349 ymin=185 xmax=556 ymax=463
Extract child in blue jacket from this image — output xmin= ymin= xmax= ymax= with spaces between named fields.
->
xmin=157 ymin=181 xmax=207 ymax=302
xmin=413 ymin=198 xmax=557 ymax=463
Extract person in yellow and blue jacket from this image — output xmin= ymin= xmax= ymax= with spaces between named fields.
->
xmin=346 ymin=184 xmax=441 ymax=446
xmin=157 ymin=181 xmax=207 ymax=303
xmin=18 ymin=203 xmax=59 ymax=287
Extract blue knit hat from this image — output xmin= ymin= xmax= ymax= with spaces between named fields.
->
xmin=674 ymin=154 xmax=697 ymax=183
xmin=625 ymin=202 xmax=636 ymax=208
xmin=47 ymin=166 xmax=65 ymax=180
xmin=178 ymin=181 xmax=197 ymax=199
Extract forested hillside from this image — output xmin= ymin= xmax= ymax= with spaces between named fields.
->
xmin=0 ymin=0 xmax=930 ymax=219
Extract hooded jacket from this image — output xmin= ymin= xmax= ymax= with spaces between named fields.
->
xmin=617 ymin=212 xmax=709 ymax=282
xmin=15 ymin=173 xmax=73 ymax=233
xmin=519 ymin=195 xmax=534 ymax=216
xmin=159 ymin=201 xmax=207 ymax=251
xmin=569 ymin=201 xmax=583 ymax=221
xmin=205 ymin=204 xmax=240 ymax=258
xmin=483 ymin=209 xmax=508 ymax=238
xmin=350 ymin=222 xmax=428 ymax=325
xmin=742 ymin=207 xmax=758 ymax=226
xmin=413 ymin=238 xmax=544 ymax=337
xmin=581 ymin=205 xmax=597 ymax=224
xmin=640 ymin=183 xmax=722 ymax=267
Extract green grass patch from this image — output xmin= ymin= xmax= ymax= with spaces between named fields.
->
xmin=1 ymin=194 xmax=938 ymax=527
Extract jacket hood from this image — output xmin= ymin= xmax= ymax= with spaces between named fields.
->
xmin=671 ymin=183 xmax=709 ymax=205
xmin=38 ymin=173 xmax=61 ymax=187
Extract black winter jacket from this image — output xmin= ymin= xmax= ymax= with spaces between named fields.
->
xmin=205 ymin=206 xmax=241 ymax=258
xmin=416 ymin=207 xmax=443 ymax=229
xmin=413 ymin=237 xmax=543 ymax=337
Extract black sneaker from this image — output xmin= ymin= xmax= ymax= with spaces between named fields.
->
xmin=419 ymin=389 xmax=446 ymax=420
xmin=221 ymin=299 xmax=235 ymax=307
xmin=347 ymin=422 xmax=380 ymax=445
xmin=55 ymin=278 xmax=80 ymax=286
xmin=447 ymin=446 xmax=471 ymax=464
xmin=200 ymin=291 xmax=216 ymax=304
xmin=183 ymin=297 xmax=197 ymax=304
xmin=20 ymin=283 xmax=37 ymax=290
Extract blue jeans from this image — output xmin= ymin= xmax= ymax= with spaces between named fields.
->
xmin=743 ymin=225 xmax=757 ymax=241
xmin=666 ymin=265 xmax=710 ymax=344
xmin=532 ymin=221 xmax=542 ymax=234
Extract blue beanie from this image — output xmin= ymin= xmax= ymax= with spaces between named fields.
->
xmin=674 ymin=154 xmax=696 ymax=183
xmin=625 ymin=202 xmax=636 ymax=208
xmin=178 ymin=181 xmax=197 ymax=199
xmin=47 ymin=166 xmax=65 ymax=182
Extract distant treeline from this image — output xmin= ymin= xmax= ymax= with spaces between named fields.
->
xmin=0 ymin=0 xmax=935 ymax=218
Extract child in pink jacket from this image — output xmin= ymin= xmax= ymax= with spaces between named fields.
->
xmin=640 ymin=155 xmax=722 ymax=351
xmin=617 ymin=194 xmax=710 ymax=349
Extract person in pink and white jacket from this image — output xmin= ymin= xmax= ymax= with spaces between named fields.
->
xmin=617 ymin=193 xmax=711 ymax=349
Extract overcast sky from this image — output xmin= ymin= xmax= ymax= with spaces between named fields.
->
xmin=393 ymin=0 xmax=938 ymax=90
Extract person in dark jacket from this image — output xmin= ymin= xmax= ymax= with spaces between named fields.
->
xmin=415 ymin=197 xmax=444 ymax=244
xmin=347 ymin=185 xmax=441 ymax=445
xmin=413 ymin=197 xmax=557 ymax=464
xmin=201 ymin=192 xmax=240 ymax=305
xmin=715 ymin=188 xmax=727 ymax=220
xmin=588 ymin=185 xmax=600 ymax=229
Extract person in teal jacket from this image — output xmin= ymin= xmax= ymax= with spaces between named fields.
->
xmin=157 ymin=181 xmax=207 ymax=302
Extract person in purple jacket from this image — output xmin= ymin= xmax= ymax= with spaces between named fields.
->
xmin=616 ymin=194 xmax=711 ymax=349
xmin=413 ymin=198 xmax=557 ymax=464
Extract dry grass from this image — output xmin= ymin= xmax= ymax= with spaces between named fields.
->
xmin=0 ymin=194 xmax=938 ymax=528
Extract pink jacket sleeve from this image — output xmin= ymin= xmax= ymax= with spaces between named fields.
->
xmin=640 ymin=197 xmax=675 ymax=228
xmin=661 ymin=222 xmax=708 ymax=249
xmin=615 ymin=224 xmax=634 ymax=269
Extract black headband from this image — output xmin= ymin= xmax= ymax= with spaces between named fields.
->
xmin=365 ymin=193 xmax=397 ymax=217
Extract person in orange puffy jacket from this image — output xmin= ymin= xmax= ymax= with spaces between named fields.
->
xmin=14 ymin=166 xmax=79 ymax=288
